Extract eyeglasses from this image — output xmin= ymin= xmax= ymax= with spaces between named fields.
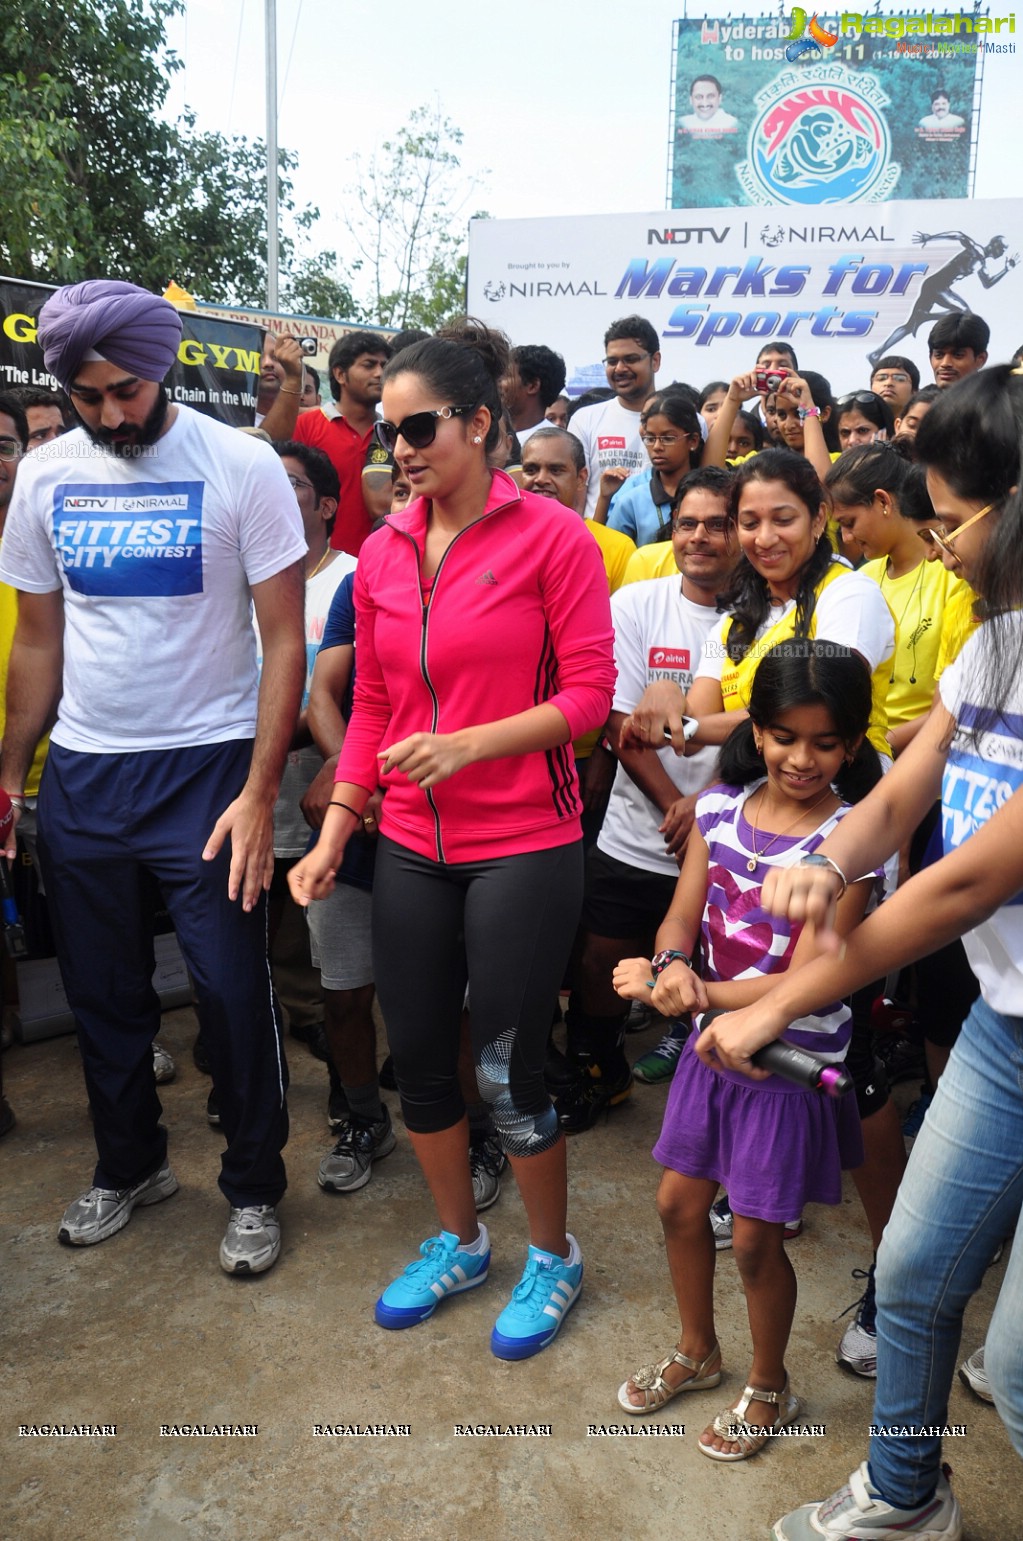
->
xmin=917 ymin=500 xmax=999 ymax=560
xmin=837 ymin=391 xmax=884 ymax=411
xmin=641 ymin=432 xmax=687 ymax=447
xmin=602 ymin=352 xmax=649 ymax=368
xmin=871 ymin=371 xmax=911 ymax=386
xmin=0 ymin=437 xmax=23 ymax=462
xmin=374 ymin=404 xmax=476 ymax=454
xmin=285 ymin=473 xmax=315 ymax=492
xmin=672 ymin=516 xmax=731 ymax=536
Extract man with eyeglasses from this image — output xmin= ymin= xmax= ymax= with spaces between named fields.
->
xmin=0 ymin=280 xmax=306 ymax=1276
xmin=0 ymin=391 xmax=26 ymax=530
xmin=569 ymin=315 xmax=661 ymax=521
xmin=553 ymin=466 xmax=742 ymax=1127
xmin=869 ymin=357 xmax=920 ymax=415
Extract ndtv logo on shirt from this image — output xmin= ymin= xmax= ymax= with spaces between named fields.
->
xmin=649 ymin=647 xmax=690 ymax=669
xmin=597 ymin=436 xmax=627 ymax=450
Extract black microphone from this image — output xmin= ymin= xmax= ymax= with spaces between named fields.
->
xmin=700 ymin=1009 xmax=852 ymax=1097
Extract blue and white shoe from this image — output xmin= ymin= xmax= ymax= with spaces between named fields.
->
xmin=374 ymin=1227 xmax=490 ymax=1329
xmin=490 ymin=1236 xmax=583 ymax=1360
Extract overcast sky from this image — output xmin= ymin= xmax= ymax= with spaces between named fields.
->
xmin=165 ymin=0 xmax=1019 ymax=309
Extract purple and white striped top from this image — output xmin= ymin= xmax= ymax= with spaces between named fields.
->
xmin=695 ymin=781 xmax=882 ymax=1060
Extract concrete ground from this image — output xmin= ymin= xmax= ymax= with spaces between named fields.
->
xmin=1 ymin=1008 xmax=1017 ymax=1541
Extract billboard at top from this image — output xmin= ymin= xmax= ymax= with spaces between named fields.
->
xmin=467 ymin=197 xmax=1022 ymax=398
xmin=669 ymin=10 xmax=1000 ymax=207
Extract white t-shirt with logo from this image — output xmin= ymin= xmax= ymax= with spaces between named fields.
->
xmin=598 ymin=577 xmax=721 ymax=876
xmin=0 ymin=406 xmax=307 ymax=753
xmin=939 ymin=620 xmax=1023 ymax=1015
xmin=569 ymin=397 xmax=648 ymax=519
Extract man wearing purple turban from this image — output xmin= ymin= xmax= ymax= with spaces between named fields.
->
xmin=0 ymin=280 xmax=307 ymax=1275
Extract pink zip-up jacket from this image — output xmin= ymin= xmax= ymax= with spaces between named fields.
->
xmin=336 ymin=469 xmax=616 ymax=863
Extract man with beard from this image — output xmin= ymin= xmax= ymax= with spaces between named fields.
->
xmin=294 ymin=330 xmax=391 ymax=556
xmin=0 ymin=280 xmax=306 ymax=1274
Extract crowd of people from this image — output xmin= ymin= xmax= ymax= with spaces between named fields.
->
xmin=2 ymin=277 xmax=1022 ymax=1536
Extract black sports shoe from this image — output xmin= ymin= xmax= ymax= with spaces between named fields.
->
xmin=206 ymin=1090 xmax=220 ymax=1128
xmin=192 ymin=1033 xmax=211 ymax=1076
xmin=544 ymin=1041 xmax=589 ymax=1093
xmin=555 ymin=1063 xmax=633 ymax=1134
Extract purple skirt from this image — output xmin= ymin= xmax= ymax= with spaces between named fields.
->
xmin=651 ymin=1035 xmax=864 ymax=1223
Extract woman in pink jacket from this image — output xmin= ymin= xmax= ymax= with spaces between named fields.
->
xmin=290 ymin=321 xmax=616 ymax=1359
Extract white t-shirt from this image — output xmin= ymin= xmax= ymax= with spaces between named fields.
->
xmin=569 ymin=397 xmax=648 ymax=519
xmin=257 ymin=552 xmax=357 ymax=857
xmin=939 ymin=622 xmax=1023 ymax=1015
xmin=0 ymin=406 xmax=307 ymax=753
xmin=598 ymin=577 xmax=721 ymax=876
xmin=695 ymin=563 xmax=895 ymax=683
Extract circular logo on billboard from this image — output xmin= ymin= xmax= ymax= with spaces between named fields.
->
xmin=759 ymin=223 xmax=787 ymax=248
xmin=742 ymin=73 xmax=893 ymax=205
xmin=483 ymin=280 xmax=506 ymax=302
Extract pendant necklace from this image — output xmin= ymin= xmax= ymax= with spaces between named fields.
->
xmin=746 ymin=785 xmax=836 ymax=873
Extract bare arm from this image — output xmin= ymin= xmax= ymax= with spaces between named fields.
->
xmin=301 ymin=642 xmax=354 ymax=830
xmin=704 ymin=371 xmax=760 ymax=468
xmin=258 ymin=337 xmax=304 ymax=441
xmin=0 ymin=589 xmax=64 ymax=858
xmin=202 ymin=560 xmax=305 ymax=908
xmin=605 ymin=709 xmax=698 ymax=859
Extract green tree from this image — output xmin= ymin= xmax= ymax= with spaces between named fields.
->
xmin=284 ymin=250 xmax=363 ymax=323
xmin=345 ymin=103 xmax=486 ymax=328
xmin=0 ymin=0 xmax=333 ymax=308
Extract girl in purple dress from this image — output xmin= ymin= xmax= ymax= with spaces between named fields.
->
xmin=612 ymin=640 xmax=882 ymax=1461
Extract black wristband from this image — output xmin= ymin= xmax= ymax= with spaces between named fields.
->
xmin=329 ymin=800 xmax=362 ymax=820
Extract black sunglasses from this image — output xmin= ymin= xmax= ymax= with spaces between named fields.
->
xmin=374 ymin=404 xmax=477 ymax=454
xmin=837 ymin=391 xmax=885 ymax=411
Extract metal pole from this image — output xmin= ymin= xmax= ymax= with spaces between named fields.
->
xmin=265 ymin=0 xmax=279 ymax=310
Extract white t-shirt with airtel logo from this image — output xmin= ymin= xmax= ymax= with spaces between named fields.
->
xmin=0 ymin=406 xmax=307 ymax=754
xmin=598 ymin=576 xmax=721 ymax=876
xmin=569 ymin=396 xmax=648 ymax=519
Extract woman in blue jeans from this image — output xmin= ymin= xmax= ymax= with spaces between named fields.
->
xmin=694 ymin=365 xmax=1023 ymax=1541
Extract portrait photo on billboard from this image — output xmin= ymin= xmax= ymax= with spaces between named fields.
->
xmin=670 ymin=12 xmax=981 ymax=209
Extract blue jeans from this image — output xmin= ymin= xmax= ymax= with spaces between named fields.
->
xmin=869 ymin=995 xmax=1023 ymax=1506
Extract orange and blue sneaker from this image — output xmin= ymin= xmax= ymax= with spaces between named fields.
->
xmin=374 ymin=1227 xmax=490 ymax=1329
xmin=490 ymin=1236 xmax=583 ymax=1360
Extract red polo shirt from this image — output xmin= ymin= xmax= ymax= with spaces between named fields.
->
xmin=294 ymin=404 xmax=376 ymax=556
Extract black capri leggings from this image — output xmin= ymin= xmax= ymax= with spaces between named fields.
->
xmin=371 ymin=835 xmax=584 ymax=1155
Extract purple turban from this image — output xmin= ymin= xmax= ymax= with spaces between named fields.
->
xmin=38 ymin=280 xmax=183 ymax=388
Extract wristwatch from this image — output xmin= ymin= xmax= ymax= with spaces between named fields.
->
xmin=650 ymin=948 xmax=692 ymax=978
xmin=799 ymin=853 xmax=848 ymax=898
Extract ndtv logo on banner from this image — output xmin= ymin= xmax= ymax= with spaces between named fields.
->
xmin=648 ymin=228 xmax=731 ymax=245
xmin=649 ymin=647 xmax=691 ymax=669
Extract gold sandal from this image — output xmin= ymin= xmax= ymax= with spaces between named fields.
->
xmin=699 ymin=1376 xmax=801 ymax=1461
xmin=616 ymin=1342 xmax=721 ymax=1415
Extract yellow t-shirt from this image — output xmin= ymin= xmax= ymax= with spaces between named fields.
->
xmin=0 ymin=578 xmax=49 ymax=797
xmin=719 ymin=561 xmax=891 ymax=758
xmin=861 ymin=557 xmax=972 ymax=726
xmin=934 ymin=581 xmax=980 ymax=679
xmin=621 ymin=541 xmax=676 ymax=585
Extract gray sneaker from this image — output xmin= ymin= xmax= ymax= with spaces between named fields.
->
xmin=219 ymin=1205 xmax=281 ymax=1274
xmin=318 ymin=1109 xmax=396 ymax=1193
xmin=469 ymin=1131 xmax=507 ymax=1212
xmin=959 ymin=1344 xmax=994 ymax=1403
xmin=58 ymin=1162 xmax=179 ymax=1246
xmin=152 ymin=1042 xmax=176 ymax=1084
xmin=772 ymin=1460 xmax=963 ymax=1540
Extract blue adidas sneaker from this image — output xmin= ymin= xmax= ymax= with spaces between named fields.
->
xmin=374 ymin=1228 xmax=490 ymax=1329
xmin=490 ymin=1236 xmax=583 ymax=1360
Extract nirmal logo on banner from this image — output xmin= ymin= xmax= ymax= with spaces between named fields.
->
xmin=669 ymin=12 xmax=994 ymax=207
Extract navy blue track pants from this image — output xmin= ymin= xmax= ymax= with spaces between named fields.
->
xmin=37 ymin=740 xmax=288 ymax=1207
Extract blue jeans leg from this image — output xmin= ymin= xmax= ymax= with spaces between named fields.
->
xmin=868 ymin=995 xmax=1023 ymax=1506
